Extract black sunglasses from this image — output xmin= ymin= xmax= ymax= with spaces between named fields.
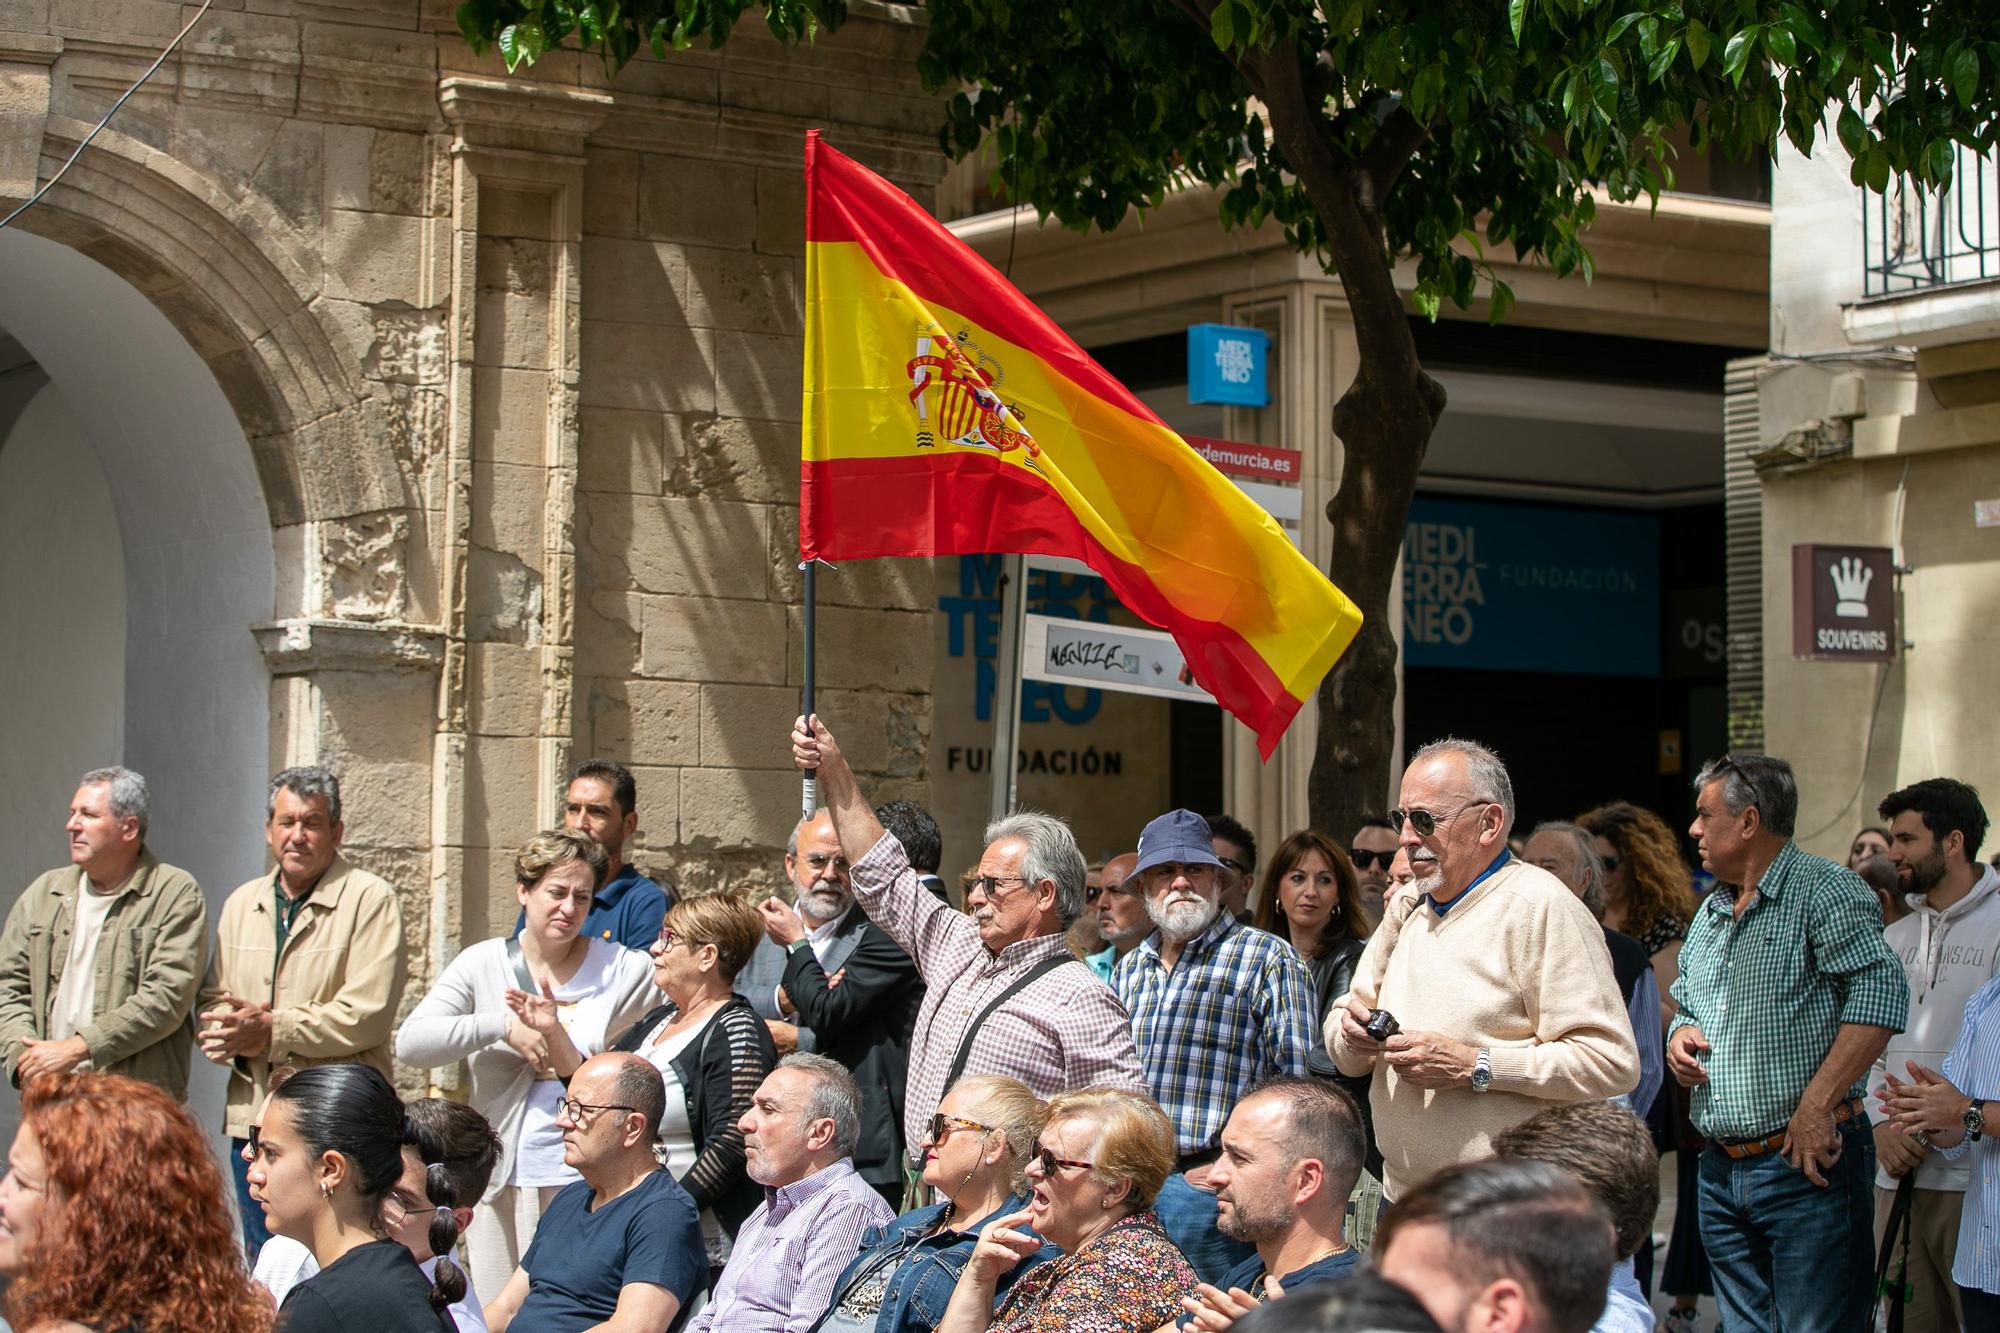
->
xmin=1348 ymin=848 xmax=1394 ymax=871
xmin=1388 ymin=800 xmax=1493 ymax=838
xmin=926 ymin=1112 xmax=991 ymax=1144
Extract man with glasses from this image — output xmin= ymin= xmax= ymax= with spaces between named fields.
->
xmin=1348 ymin=815 xmax=1400 ymax=930
xmin=486 ymin=1052 xmax=707 ymax=1333
xmin=1113 ymin=808 xmax=1316 ymax=1282
xmin=1329 ymin=738 xmax=1639 ymax=1205
xmin=751 ymin=808 xmax=924 ymax=1208
xmin=1669 ymin=752 xmax=1907 ymax=1332
xmin=789 ymin=713 xmax=1143 ymax=1204
xmin=692 ymin=1054 xmax=895 ymax=1333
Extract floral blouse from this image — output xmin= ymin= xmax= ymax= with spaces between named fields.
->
xmin=1633 ymin=912 xmax=1689 ymax=959
xmin=989 ymin=1210 xmax=1197 ymax=1333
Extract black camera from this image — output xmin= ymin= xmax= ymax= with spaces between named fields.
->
xmin=1364 ymin=1008 xmax=1401 ymax=1042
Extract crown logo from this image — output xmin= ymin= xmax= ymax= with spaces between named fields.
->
xmin=1830 ymin=557 xmax=1873 ymax=618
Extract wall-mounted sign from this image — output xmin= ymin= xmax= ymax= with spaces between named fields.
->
xmin=1186 ymin=435 xmax=1301 ymax=483
xmin=1023 ymin=614 xmax=1216 ymax=704
xmin=1402 ymin=497 xmax=1660 ymax=677
xmin=1791 ymin=544 xmax=1897 ymax=661
xmin=1187 ymin=324 xmax=1270 ymax=408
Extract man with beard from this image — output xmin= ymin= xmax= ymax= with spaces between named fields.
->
xmin=1329 ymin=739 xmax=1638 ymax=1206
xmin=1867 ymin=777 xmax=1997 ymax=1333
xmin=1160 ymin=1077 xmax=1364 ymax=1332
xmin=1114 ymin=809 xmax=1316 ymax=1283
xmin=1086 ymin=851 xmax=1145 ymax=982
xmin=752 ymin=809 xmax=922 ymax=1207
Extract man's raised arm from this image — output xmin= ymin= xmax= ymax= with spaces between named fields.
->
xmin=792 ymin=714 xmax=887 ymax=863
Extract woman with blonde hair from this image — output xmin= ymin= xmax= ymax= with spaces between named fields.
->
xmin=938 ymin=1087 xmax=1196 ymax=1333
xmin=812 ymin=1075 xmax=1058 ymax=1333
xmin=395 ymin=828 xmax=657 ymax=1298
xmin=608 ymin=888 xmax=778 ymax=1271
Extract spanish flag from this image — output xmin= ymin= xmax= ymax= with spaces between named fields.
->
xmin=801 ymin=132 xmax=1363 ymax=758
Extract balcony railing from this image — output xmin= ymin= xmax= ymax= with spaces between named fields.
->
xmin=1863 ymin=143 xmax=2000 ymax=296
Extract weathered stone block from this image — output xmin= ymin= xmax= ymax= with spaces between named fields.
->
xmin=755 ymin=166 xmax=805 ymax=257
xmin=324 ymin=209 xmax=430 ymax=305
xmin=583 ymin=492 xmax=769 ymax=599
xmin=685 ymin=247 xmax=802 ymax=337
xmin=581 ymin=237 xmax=689 ymax=327
xmin=679 ymin=765 xmax=798 ymax=850
xmin=638 ymin=594 xmax=787 ymax=684
xmin=584 ymin=147 xmax=641 ymax=238
xmin=466 ymin=736 xmax=541 ymax=842
xmin=475 ymin=236 xmax=554 ymax=371
xmin=470 ymin=459 xmax=545 ymax=557
xmin=639 ymin=153 xmax=756 ymax=249
xmin=786 ymin=604 xmax=932 ymax=691
xmin=466 ymin=643 xmax=541 ymax=738
xmin=578 ymin=406 xmax=666 ymax=496
xmin=472 ymin=367 xmax=553 ymax=468
xmin=714 ymin=330 xmax=803 ymax=423
xmin=768 ymin=508 xmax=931 ymax=611
xmin=663 ymin=414 xmax=793 ymax=504
xmin=698 ymin=682 xmax=906 ymax=776
xmin=579 ymin=320 xmax=715 ymax=415
xmin=576 ymin=591 xmax=643 ymax=677
xmin=622 ymin=764 xmax=681 ymax=849
xmin=591 ymin=678 xmax=699 ymax=766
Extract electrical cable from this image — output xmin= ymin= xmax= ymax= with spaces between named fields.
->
xmin=0 ymin=0 xmax=215 ymax=231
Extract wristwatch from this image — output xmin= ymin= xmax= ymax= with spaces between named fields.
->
xmin=785 ymin=937 xmax=813 ymax=956
xmin=1470 ymin=1048 xmax=1493 ymax=1093
xmin=1966 ymin=1100 xmax=1986 ymax=1143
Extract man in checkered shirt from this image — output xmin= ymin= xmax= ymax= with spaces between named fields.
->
xmin=790 ymin=714 xmax=1144 ymax=1197
xmin=1669 ymin=752 xmax=1908 ymax=1333
xmin=1111 ymin=807 xmax=1316 ymax=1283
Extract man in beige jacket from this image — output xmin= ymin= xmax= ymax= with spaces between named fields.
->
xmin=200 ymin=765 xmax=406 ymax=1248
xmin=0 ymin=766 xmax=208 ymax=1096
xmin=1330 ymin=739 xmax=1640 ymax=1204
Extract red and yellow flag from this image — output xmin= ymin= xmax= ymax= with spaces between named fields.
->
xmin=800 ymin=131 xmax=1362 ymax=758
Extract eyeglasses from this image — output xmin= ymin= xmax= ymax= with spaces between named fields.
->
xmin=242 ymin=1125 xmax=263 ymax=1163
xmin=1348 ymin=848 xmax=1394 ymax=871
xmin=1600 ymin=853 xmax=1622 ymax=874
xmin=1388 ymin=800 xmax=1495 ymax=838
xmin=656 ymin=927 xmax=707 ymax=952
xmin=802 ymin=852 xmax=851 ymax=875
xmin=926 ymin=1112 xmax=992 ymax=1144
xmin=1029 ymin=1139 xmax=1094 ymax=1177
xmin=555 ymin=1098 xmax=637 ymax=1124
xmin=969 ymin=874 xmax=1032 ymax=899
xmin=1083 ymin=885 xmax=1104 ymax=903
xmin=1217 ymin=856 xmax=1248 ymax=876
xmin=384 ymin=1192 xmax=443 ymax=1223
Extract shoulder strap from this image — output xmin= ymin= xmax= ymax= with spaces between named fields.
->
xmin=504 ymin=935 xmax=538 ymax=992
xmin=944 ymin=955 xmax=1073 ymax=1090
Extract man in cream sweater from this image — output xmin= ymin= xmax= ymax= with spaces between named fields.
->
xmin=1329 ymin=738 xmax=1640 ymax=1203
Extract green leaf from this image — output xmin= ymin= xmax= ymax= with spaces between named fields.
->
xmin=1836 ymin=106 xmax=1866 ymax=157
xmin=1211 ymin=1 xmax=1237 ymax=51
xmin=1647 ymin=39 xmax=1679 ymax=83
xmin=1510 ymin=0 xmax=1528 ymax=45
xmin=1927 ymin=138 xmax=1956 ymax=185
xmin=1779 ymin=4 xmax=1824 ymax=48
xmin=1864 ymin=150 xmax=1891 ymax=193
xmin=1723 ymin=27 xmax=1757 ymax=83
xmin=1488 ymin=277 xmax=1517 ymax=325
xmin=1685 ymin=19 xmax=1711 ymax=70
xmin=1766 ymin=25 xmax=1796 ymax=67
xmin=497 ymin=21 xmax=524 ymax=69
xmin=1605 ymin=11 xmax=1642 ymax=44
xmin=1414 ymin=287 xmax=1443 ymax=320
xmin=1951 ymin=48 xmax=1981 ymax=106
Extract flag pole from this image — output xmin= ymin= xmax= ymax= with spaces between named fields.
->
xmin=801 ymin=560 xmax=818 ymax=818
xmin=987 ymin=553 xmax=1025 ymax=822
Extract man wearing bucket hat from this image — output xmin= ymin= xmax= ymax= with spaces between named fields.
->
xmin=1112 ymin=807 xmax=1317 ymax=1283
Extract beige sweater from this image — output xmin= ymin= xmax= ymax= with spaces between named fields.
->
xmin=1329 ymin=857 xmax=1639 ymax=1201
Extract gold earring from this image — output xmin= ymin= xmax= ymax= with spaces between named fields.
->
xmin=319 ymin=1183 xmax=332 ymax=1201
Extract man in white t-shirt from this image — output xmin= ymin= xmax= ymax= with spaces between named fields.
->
xmin=255 ymin=1094 xmax=504 ymax=1330
xmin=1868 ymin=777 xmax=2000 ymax=1333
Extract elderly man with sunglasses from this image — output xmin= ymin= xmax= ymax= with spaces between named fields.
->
xmin=1328 ymin=738 xmax=1640 ymax=1206
xmin=790 ymin=714 xmax=1144 ymax=1205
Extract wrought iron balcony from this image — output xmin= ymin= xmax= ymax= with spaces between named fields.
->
xmin=1863 ymin=143 xmax=2000 ymax=296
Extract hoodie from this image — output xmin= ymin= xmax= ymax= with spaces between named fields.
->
xmin=1868 ymin=861 xmax=2000 ymax=1191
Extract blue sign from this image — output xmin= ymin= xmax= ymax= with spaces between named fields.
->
xmin=1402 ymin=498 xmax=1660 ymax=676
xmin=1187 ymin=323 xmax=1270 ymax=407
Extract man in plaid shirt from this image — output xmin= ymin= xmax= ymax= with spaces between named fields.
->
xmin=1112 ymin=807 xmax=1316 ymax=1282
xmin=1669 ymin=752 xmax=1908 ymax=1333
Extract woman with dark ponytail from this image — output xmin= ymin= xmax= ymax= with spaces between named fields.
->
xmin=244 ymin=1063 xmax=455 ymax=1331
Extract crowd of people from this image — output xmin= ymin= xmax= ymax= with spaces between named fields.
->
xmin=0 ymin=719 xmax=1997 ymax=1333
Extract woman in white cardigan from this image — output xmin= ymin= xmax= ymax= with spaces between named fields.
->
xmin=395 ymin=828 xmax=657 ymax=1301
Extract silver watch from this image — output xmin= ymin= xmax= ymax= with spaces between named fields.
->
xmin=1470 ymin=1048 xmax=1493 ymax=1092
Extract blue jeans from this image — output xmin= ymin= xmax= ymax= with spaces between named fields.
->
xmin=1153 ymin=1172 xmax=1255 ymax=1287
xmin=230 ymin=1136 xmax=272 ymax=1255
xmin=1696 ymin=1117 xmax=1874 ymax=1332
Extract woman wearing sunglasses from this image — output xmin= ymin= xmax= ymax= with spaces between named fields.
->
xmin=937 ymin=1087 xmax=1195 ymax=1333
xmin=608 ymin=889 xmax=778 ymax=1280
xmin=395 ymin=829 xmax=658 ymax=1299
xmin=810 ymin=1075 xmax=1055 ymax=1333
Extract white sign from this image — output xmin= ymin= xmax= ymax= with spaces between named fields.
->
xmin=1022 ymin=614 xmax=1217 ymax=704
xmin=1977 ymin=498 xmax=2000 ymax=529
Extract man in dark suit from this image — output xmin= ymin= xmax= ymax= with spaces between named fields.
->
xmin=753 ymin=810 xmax=924 ymax=1207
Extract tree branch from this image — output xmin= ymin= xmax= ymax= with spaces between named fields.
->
xmin=1361 ymin=104 xmax=1429 ymax=205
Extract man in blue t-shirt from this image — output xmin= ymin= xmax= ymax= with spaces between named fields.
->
xmin=516 ymin=760 xmax=673 ymax=948
xmin=485 ymin=1053 xmax=706 ymax=1333
xmin=1172 ymin=1077 xmax=1364 ymax=1330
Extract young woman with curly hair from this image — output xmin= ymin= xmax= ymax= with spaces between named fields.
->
xmin=0 ymin=1071 xmax=273 ymax=1333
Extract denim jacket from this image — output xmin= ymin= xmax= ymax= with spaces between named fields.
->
xmin=809 ymin=1194 xmax=1057 ymax=1333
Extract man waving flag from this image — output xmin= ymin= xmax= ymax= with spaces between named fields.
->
xmin=800 ymin=131 xmax=1362 ymax=758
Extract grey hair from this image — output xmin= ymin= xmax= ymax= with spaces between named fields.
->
xmin=269 ymin=766 xmax=343 ymax=828
xmin=982 ymin=809 xmax=1088 ymax=927
xmin=1530 ymin=821 xmax=1607 ymax=919
xmin=79 ymin=766 xmax=150 ymax=839
xmin=786 ymin=810 xmax=829 ymax=858
xmin=1693 ymin=753 xmax=1799 ymax=839
xmin=778 ymin=1052 xmax=862 ymax=1158
xmin=1410 ymin=737 xmax=1516 ymax=836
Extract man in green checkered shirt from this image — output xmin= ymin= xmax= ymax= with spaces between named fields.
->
xmin=1668 ymin=752 xmax=1907 ymax=1332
